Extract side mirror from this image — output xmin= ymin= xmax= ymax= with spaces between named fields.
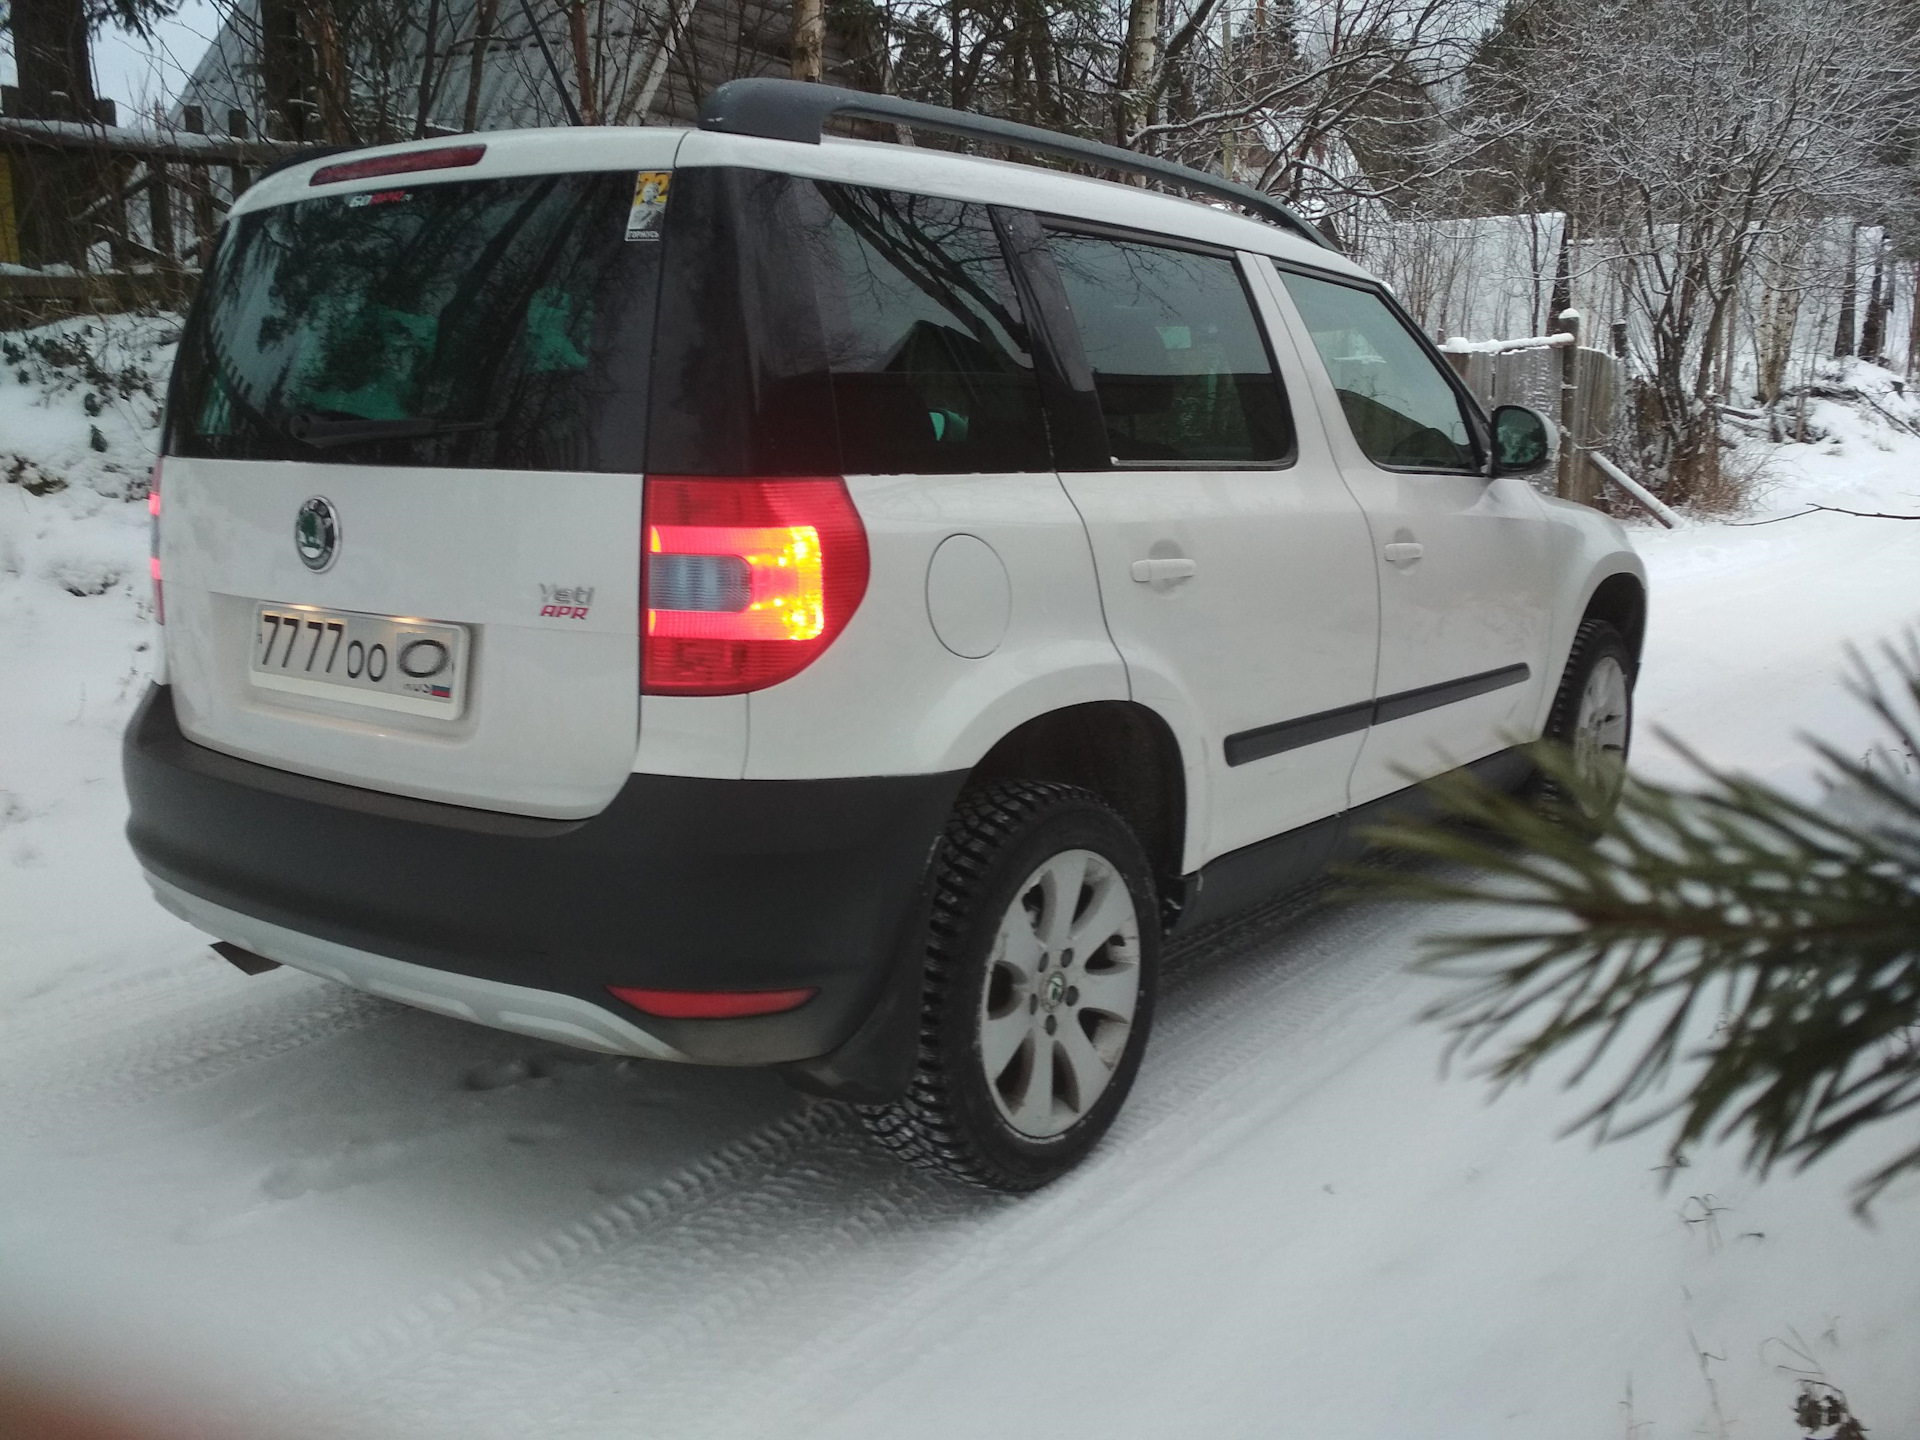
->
xmin=1489 ymin=404 xmax=1557 ymax=476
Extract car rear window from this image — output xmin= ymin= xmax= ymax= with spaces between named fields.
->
xmin=166 ymin=170 xmax=661 ymax=470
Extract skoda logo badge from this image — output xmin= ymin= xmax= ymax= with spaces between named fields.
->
xmin=294 ymin=496 xmax=340 ymax=572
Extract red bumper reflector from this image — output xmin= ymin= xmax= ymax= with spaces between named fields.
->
xmin=311 ymin=144 xmax=486 ymax=186
xmin=607 ymin=985 xmax=818 ymax=1020
xmin=147 ymin=460 xmax=163 ymax=625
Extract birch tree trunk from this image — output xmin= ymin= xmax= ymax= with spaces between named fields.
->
xmin=1118 ymin=0 xmax=1160 ymax=146
xmin=792 ymin=0 xmax=824 ymax=81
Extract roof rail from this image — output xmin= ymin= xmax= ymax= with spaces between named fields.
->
xmin=696 ymin=78 xmax=1336 ymax=252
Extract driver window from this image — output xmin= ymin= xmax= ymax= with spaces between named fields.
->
xmin=1279 ymin=271 xmax=1478 ymax=472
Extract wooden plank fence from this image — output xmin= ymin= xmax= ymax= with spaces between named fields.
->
xmin=0 ymin=112 xmax=309 ymax=325
xmin=1439 ymin=311 xmax=1673 ymax=525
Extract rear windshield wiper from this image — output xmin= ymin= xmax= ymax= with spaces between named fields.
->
xmin=287 ymin=413 xmax=498 ymax=449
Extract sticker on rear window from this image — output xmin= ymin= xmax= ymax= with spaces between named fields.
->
xmin=625 ymin=172 xmax=670 ymax=241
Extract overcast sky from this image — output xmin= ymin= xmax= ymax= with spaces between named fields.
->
xmin=1 ymin=0 xmax=219 ymax=124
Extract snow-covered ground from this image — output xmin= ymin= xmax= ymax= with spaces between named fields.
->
xmin=2 ymin=317 xmax=1916 ymax=1440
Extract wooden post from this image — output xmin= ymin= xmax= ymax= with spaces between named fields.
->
xmin=226 ymin=110 xmax=251 ymax=196
xmin=0 ymin=151 xmax=19 ymax=266
xmin=147 ymin=158 xmax=176 ymax=262
xmin=1552 ymin=308 xmax=1586 ymax=504
xmin=181 ymin=105 xmax=215 ymax=249
xmin=103 ymin=151 xmax=131 ymax=267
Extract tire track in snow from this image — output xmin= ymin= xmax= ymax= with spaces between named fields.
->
xmin=0 ymin=969 xmax=398 ymax=1135
xmin=280 ymin=883 xmax=1433 ymax=1440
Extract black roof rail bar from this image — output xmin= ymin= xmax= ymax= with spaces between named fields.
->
xmin=695 ymin=78 xmax=1336 ymax=252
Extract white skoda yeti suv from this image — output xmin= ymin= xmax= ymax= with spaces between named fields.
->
xmin=125 ymin=79 xmax=1646 ymax=1191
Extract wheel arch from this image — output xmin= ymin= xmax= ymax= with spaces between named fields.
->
xmin=1581 ymin=569 xmax=1648 ymax=669
xmin=967 ymin=701 xmax=1187 ymax=894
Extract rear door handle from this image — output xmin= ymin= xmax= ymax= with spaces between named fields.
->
xmin=1383 ymin=542 xmax=1424 ymax=565
xmin=1131 ymin=558 xmax=1198 ymax=584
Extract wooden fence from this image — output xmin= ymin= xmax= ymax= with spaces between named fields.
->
xmin=1440 ymin=312 xmax=1630 ymax=514
xmin=0 ymin=112 xmax=308 ymax=325
xmin=1441 ymin=315 xmax=1678 ymax=526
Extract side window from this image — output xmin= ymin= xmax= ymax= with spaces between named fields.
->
xmin=808 ymin=184 xmax=1050 ymax=474
xmin=1278 ymin=271 xmax=1478 ymax=472
xmin=1043 ymin=229 xmax=1293 ymax=465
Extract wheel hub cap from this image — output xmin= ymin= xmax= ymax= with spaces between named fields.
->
xmin=1572 ymin=655 xmax=1630 ymax=809
xmin=978 ymin=848 xmax=1142 ymax=1139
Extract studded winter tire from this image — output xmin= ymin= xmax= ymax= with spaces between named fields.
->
xmin=858 ymin=780 xmax=1159 ymax=1192
xmin=1534 ymin=618 xmax=1635 ymax=824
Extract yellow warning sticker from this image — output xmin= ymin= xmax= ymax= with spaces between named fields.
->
xmin=626 ymin=171 xmax=671 ymax=241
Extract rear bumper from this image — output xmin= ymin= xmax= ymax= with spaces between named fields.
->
xmin=124 ymin=684 xmax=964 ymax=1065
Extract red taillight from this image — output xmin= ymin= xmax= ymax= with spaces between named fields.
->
xmin=310 ymin=144 xmax=486 ymax=186
xmin=641 ymin=476 xmax=869 ymax=695
xmin=147 ymin=460 xmax=163 ymax=625
xmin=607 ymin=985 xmax=818 ymax=1019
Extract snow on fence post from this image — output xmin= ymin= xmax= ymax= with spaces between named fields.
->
xmin=1553 ymin=309 xmax=1591 ymax=504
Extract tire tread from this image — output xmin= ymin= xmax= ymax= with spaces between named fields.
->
xmin=857 ymin=780 xmax=1140 ymax=1191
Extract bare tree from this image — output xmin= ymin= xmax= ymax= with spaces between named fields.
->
xmin=1473 ymin=0 xmax=1915 ymax=502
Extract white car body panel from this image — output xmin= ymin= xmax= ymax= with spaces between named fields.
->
xmin=1255 ymin=259 xmax=1576 ymax=804
xmin=1059 ymin=252 xmax=1379 ymax=872
xmin=162 ymin=457 xmax=641 ymax=817
xmin=740 ymin=472 xmax=1128 ymax=781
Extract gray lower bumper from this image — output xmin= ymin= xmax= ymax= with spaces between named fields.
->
xmin=148 ymin=873 xmax=688 ymax=1061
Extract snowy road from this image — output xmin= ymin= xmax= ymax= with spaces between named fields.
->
xmin=3 ymin=384 xmax=1918 ymax=1439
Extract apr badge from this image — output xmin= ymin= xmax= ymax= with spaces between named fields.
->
xmin=295 ymin=496 xmax=340 ymax=572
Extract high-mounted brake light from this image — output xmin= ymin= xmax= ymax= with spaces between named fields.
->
xmin=608 ymin=985 xmax=818 ymax=1020
xmin=310 ymin=145 xmax=486 ymax=186
xmin=147 ymin=459 xmax=162 ymax=625
xmin=642 ymin=477 xmax=869 ymax=695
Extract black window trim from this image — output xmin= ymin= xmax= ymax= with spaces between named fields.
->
xmin=1034 ymin=212 xmax=1241 ymax=261
xmin=1025 ymin=214 xmax=1303 ymax=473
xmin=1266 ymin=256 xmax=1492 ymax=478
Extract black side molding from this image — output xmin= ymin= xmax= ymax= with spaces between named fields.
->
xmin=1373 ymin=662 xmax=1532 ymax=725
xmin=696 ymin=78 xmax=1335 ymax=252
xmin=1224 ymin=663 xmax=1533 ymax=767
xmin=1168 ymin=745 xmax=1534 ymax=936
xmin=1224 ymin=699 xmax=1373 ymax=768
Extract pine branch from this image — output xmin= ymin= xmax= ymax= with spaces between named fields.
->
xmin=1351 ymin=643 xmax=1920 ymax=1212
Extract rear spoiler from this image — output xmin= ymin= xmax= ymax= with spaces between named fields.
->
xmin=696 ymin=78 xmax=1336 ymax=253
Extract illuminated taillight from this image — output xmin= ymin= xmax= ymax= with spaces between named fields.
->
xmin=641 ymin=477 xmax=868 ymax=695
xmin=309 ymin=144 xmax=486 ymax=186
xmin=147 ymin=460 xmax=163 ymax=625
xmin=607 ymin=985 xmax=817 ymax=1019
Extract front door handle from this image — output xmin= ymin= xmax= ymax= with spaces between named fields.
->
xmin=1383 ymin=542 xmax=1425 ymax=565
xmin=1131 ymin=557 xmax=1199 ymax=585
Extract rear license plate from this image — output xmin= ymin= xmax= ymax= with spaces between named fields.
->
xmin=248 ymin=603 xmax=470 ymax=719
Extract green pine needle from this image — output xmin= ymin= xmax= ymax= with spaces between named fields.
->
xmin=1352 ymin=638 xmax=1920 ymax=1213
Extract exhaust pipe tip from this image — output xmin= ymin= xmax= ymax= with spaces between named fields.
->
xmin=211 ymin=941 xmax=281 ymax=976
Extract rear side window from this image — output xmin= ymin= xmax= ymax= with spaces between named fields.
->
xmin=649 ymin=169 xmax=1049 ymax=477
xmin=1044 ymin=230 xmax=1293 ymax=465
xmin=812 ymin=186 xmax=1048 ymax=474
xmin=167 ymin=171 xmax=660 ymax=470
xmin=1278 ymin=271 xmax=1478 ymax=472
